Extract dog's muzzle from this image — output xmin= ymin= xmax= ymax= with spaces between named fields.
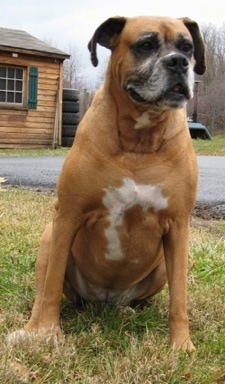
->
xmin=125 ymin=53 xmax=194 ymax=108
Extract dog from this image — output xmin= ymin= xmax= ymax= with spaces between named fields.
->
xmin=10 ymin=16 xmax=206 ymax=352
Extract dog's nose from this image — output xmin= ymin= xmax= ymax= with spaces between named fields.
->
xmin=165 ymin=54 xmax=189 ymax=73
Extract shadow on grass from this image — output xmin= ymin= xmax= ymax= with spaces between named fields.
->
xmin=60 ymin=295 xmax=168 ymax=345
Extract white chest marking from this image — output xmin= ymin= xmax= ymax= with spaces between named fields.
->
xmin=102 ymin=178 xmax=168 ymax=261
xmin=134 ymin=111 xmax=150 ymax=129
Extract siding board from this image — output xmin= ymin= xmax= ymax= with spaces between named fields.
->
xmin=0 ymin=50 xmax=64 ymax=148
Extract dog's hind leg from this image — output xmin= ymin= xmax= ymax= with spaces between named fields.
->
xmin=133 ymin=260 xmax=167 ymax=303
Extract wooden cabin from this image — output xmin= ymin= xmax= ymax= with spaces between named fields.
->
xmin=0 ymin=27 xmax=69 ymax=148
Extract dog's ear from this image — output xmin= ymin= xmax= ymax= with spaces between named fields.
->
xmin=88 ymin=17 xmax=127 ymax=67
xmin=180 ymin=17 xmax=206 ymax=75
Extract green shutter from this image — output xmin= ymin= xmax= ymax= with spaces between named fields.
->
xmin=28 ymin=67 xmax=38 ymax=109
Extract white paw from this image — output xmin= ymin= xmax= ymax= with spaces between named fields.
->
xmin=6 ymin=330 xmax=35 ymax=347
xmin=6 ymin=328 xmax=65 ymax=347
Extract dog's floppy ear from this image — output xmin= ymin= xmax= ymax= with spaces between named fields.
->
xmin=180 ymin=17 xmax=206 ymax=75
xmin=88 ymin=16 xmax=127 ymax=67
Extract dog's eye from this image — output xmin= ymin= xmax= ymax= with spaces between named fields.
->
xmin=139 ymin=41 xmax=155 ymax=51
xmin=181 ymin=43 xmax=193 ymax=53
xmin=132 ymin=33 xmax=160 ymax=56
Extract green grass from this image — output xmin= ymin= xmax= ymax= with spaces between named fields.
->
xmin=0 ymin=134 xmax=225 ymax=157
xmin=192 ymin=134 xmax=225 ymax=156
xmin=0 ymin=189 xmax=225 ymax=383
xmin=0 ymin=147 xmax=69 ymax=157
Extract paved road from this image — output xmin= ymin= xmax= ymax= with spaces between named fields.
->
xmin=0 ymin=156 xmax=64 ymax=191
xmin=197 ymin=156 xmax=225 ymax=204
xmin=0 ymin=156 xmax=224 ymax=204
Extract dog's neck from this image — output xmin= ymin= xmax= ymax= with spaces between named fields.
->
xmin=106 ymin=76 xmax=184 ymax=154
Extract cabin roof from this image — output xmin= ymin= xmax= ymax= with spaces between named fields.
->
xmin=0 ymin=27 xmax=70 ymax=59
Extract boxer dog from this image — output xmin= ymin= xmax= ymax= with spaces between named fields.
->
xmin=10 ymin=16 xmax=206 ymax=352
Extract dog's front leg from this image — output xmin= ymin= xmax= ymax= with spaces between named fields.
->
xmin=38 ymin=214 xmax=78 ymax=335
xmin=26 ymin=206 xmax=81 ymax=338
xmin=163 ymin=221 xmax=195 ymax=353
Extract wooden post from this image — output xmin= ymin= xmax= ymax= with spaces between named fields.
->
xmin=58 ymin=62 xmax=64 ymax=146
xmin=192 ymin=81 xmax=202 ymax=123
xmin=52 ymin=88 xmax=59 ymax=149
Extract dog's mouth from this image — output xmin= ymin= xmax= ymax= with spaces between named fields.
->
xmin=166 ymin=82 xmax=189 ymax=98
xmin=126 ymin=81 xmax=191 ymax=107
xmin=161 ymin=82 xmax=192 ymax=107
xmin=169 ymin=83 xmax=185 ymax=95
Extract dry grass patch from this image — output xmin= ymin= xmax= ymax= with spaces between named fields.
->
xmin=1 ymin=189 xmax=225 ymax=383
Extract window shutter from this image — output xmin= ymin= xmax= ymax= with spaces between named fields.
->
xmin=28 ymin=67 xmax=38 ymax=109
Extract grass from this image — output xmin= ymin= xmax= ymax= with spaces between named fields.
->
xmin=0 ymin=134 xmax=225 ymax=157
xmin=192 ymin=134 xmax=225 ymax=156
xmin=0 ymin=188 xmax=225 ymax=383
xmin=0 ymin=147 xmax=69 ymax=157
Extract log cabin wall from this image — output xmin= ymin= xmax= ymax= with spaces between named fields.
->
xmin=0 ymin=28 xmax=69 ymax=149
xmin=0 ymin=54 xmax=64 ymax=148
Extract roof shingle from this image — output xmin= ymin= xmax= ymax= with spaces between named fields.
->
xmin=0 ymin=27 xmax=69 ymax=59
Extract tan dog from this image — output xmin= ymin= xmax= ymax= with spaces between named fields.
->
xmin=12 ymin=16 xmax=206 ymax=352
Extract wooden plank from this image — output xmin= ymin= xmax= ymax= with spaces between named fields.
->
xmin=0 ymin=123 xmax=54 ymax=131
xmin=1 ymin=126 xmax=54 ymax=133
xmin=0 ymin=112 xmax=54 ymax=121
xmin=39 ymin=74 xmax=59 ymax=81
xmin=0 ymin=133 xmax=53 ymax=141
xmin=38 ymin=101 xmax=55 ymax=108
xmin=0 ymin=113 xmax=55 ymax=122
xmin=0 ymin=143 xmax=53 ymax=149
xmin=38 ymin=89 xmax=57 ymax=96
xmin=38 ymin=82 xmax=58 ymax=89
xmin=0 ymin=56 xmax=61 ymax=70
xmin=38 ymin=102 xmax=56 ymax=108
xmin=0 ymin=105 xmax=56 ymax=116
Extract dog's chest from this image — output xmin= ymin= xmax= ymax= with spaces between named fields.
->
xmin=102 ymin=178 xmax=168 ymax=261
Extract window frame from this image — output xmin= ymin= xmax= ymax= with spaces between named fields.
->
xmin=0 ymin=65 xmax=28 ymax=109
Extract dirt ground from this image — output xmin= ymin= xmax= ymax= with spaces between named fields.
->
xmin=193 ymin=202 xmax=225 ymax=220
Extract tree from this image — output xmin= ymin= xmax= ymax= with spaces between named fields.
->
xmin=187 ymin=23 xmax=225 ymax=135
xmin=63 ymin=43 xmax=84 ymax=89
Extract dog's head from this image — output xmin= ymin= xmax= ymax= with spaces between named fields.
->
xmin=88 ymin=16 xmax=206 ymax=110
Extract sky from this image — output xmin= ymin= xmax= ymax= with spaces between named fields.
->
xmin=1 ymin=0 xmax=225 ymax=86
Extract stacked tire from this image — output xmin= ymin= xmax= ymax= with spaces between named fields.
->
xmin=62 ymin=89 xmax=80 ymax=147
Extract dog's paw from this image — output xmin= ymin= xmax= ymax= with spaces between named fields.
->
xmin=171 ymin=337 xmax=196 ymax=353
xmin=6 ymin=330 xmax=36 ymax=347
xmin=6 ymin=327 xmax=64 ymax=347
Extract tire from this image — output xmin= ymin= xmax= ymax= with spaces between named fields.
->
xmin=62 ymin=112 xmax=80 ymax=125
xmin=62 ymin=125 xmax=77 ymax=138
xmin=61 ymin=137 xmax=74 ymax=147
xmin=62 ymin=100 xmax=79 ymax=113
xmin=63 ymin=89 xmax=80 ymax=101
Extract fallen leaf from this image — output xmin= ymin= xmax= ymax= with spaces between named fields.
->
xmin=181 ymin=372 xmax=191 ymax=381
xmin=216 ymin=373 xmax=225 ymax=382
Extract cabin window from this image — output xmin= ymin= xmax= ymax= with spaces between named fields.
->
xmin=0 ymin=65 xmax=38 ymax=109
xmin=0 ymin=66 xmax=25 ymax=106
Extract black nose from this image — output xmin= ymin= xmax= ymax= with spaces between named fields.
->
xmin=164 ymin=54 xmax=189 ymax=73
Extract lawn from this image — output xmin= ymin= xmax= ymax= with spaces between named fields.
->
xmin=0 ymin=189 xmax=225 ymax=383
xmin=0 ymin=134 xmax=225 ymax=157
xmin=192 ymin=134 xmax=225 ymax=156
xmin=0 ymin=147 xmax=69 ymax=157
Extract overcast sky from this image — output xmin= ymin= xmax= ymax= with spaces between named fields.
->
xmin=1 ymin=0 xmax=225 ymax=86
